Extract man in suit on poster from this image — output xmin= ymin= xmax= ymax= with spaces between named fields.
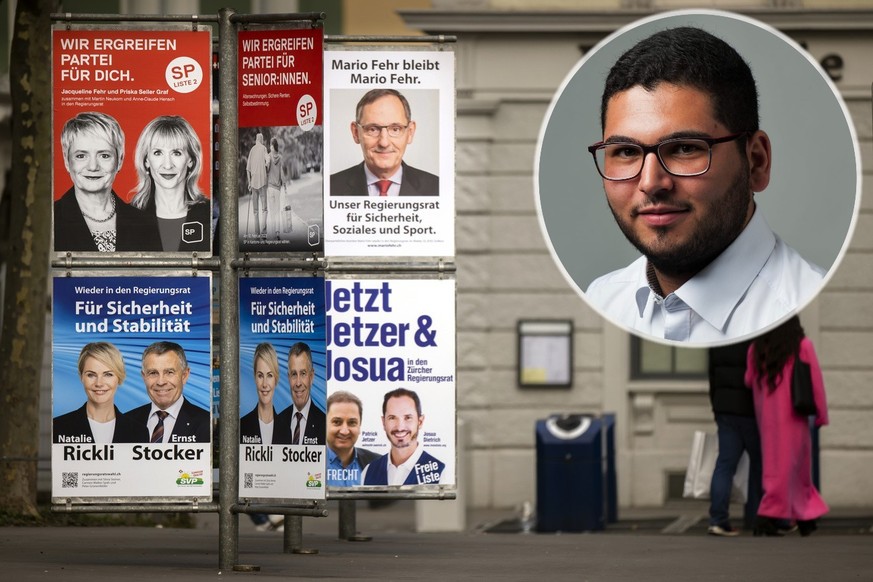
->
xmin=118 ymin=341 xmax=211 ymax=443
xmin=274 ymin=342 xmax=326 ymax=445
xmin=331 ymin=88 xmax=439 ymax=197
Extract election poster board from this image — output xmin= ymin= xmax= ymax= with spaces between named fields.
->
xmin=238 ymin=27 xmax=324 ymax=253
xmin=325 ymin=278 xmax=456 ymax=490
xmin=238 ymin=277 xmax=327 ymax=501
xmin=324 ymin=49 xmax=455 ymax=258
xmin=52 ymin=26 xmax=213 ymax=255
xmin=51 ymin=274 xmax=212 ymax=502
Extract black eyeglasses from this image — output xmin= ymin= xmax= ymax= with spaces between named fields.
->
xmin=356 ymin=123 xmax=409 ymax=139
xmin=587 ymin=132 xmax=749 ymax=181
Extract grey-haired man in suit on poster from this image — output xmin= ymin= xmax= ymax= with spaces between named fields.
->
xmin=274 ymin=342 xmax=326 ymax=445
xmin=331 ymin=88 xmax=439 ymax=197
xmin=117 ymin=341 xmax=211 ymax=443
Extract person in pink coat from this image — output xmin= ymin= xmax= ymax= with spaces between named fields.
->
xmin=745 ymin=315 xmax=829 ymax=536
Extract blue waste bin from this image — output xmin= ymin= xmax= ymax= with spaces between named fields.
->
xmin=535 ymin=413 xmax=616 ymax=532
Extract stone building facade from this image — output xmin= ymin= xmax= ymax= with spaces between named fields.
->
xmin=402 ymin=3 xmax=873 ymax=509
xmin=17 ymin=0 xmax=873 ymax=510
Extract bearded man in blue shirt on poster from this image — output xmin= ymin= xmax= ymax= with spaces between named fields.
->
xmin=362 ymin=388 xmax=445 ymax=486
xmin=585 ymin=27 xmax=824 ymax=343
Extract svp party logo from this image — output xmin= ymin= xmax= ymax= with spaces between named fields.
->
xmin=305 ymin=472 xmax=323 ymax=489
xmin=176 ymin=469 xmax=206 ymax=487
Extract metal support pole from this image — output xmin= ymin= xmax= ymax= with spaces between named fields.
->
xmin=338 ymin=499 xmax=356 ymax=540
xmin=337 ymin=500 xmax=372 ymax=541
xmin=53 ymin=502 xmax=219 ymax=513
xmin=218 ymin=6 xmax=241 ymax=572
xmin=283 ymin=515 xmax=318 ymax=554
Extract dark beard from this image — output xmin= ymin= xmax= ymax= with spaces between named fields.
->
xmin=609 ymin=170 xmax=752 ymax=279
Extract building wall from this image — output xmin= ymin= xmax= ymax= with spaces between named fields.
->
xmin=13 ymin=0 xmax=873 ymax=509
xmin=403 ymin=6 xmax=873 ymax=509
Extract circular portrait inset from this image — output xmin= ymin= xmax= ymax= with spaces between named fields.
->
xmin=535 ymin=9 xmax=860 ymax=346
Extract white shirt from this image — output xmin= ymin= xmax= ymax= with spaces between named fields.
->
xmin=290 ymin=399 xmax=312 ymax=445
xmin=146 ymin=396 xmax=186 ymax=443
xmin=258 ymin=417 xmax=274 ymax=445
xmin=585 ymin=211 xmax=825 ymax=345
xmin=364 ymin=165 xmax=402 ymax=197
xmin=88 ymin=418 xmax=116 ymax=444
xmin=387 ymin=444 xmax=425 ymax=485
xmin=360 ymin=443 xmax=429 ymax=486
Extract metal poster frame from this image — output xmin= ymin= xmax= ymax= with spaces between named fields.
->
xmin=50 ymin=271 xmax=214 ymax=504
xmin=51 ymin=22 xmax=214 ymax=258
xmin=48 ymin=8 xmax=457 ymax=571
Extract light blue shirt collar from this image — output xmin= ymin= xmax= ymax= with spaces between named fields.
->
xmin=673 ymin=209 xmax=775 ymax=330
xmin=587 ymin=206 xmax=824 ymax=343
xmin=635 ymin=209 xmax=775 ymax=331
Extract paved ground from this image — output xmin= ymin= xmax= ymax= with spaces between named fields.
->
xmin=2 ymin=501 xmax=871 ymax=581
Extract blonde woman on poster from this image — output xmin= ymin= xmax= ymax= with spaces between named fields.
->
xmin=240 ymin=343 xmax=281 ymax=445
xmin=131 ymin=115 xmax=210 ymax=252
xmin=52 ymin=342 xmax=139 ymax=444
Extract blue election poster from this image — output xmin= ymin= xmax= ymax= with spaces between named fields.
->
xmin=325 ymin=278 xmax=456 ymax=491
xmin=51 ymin=274 xmax=212 ymax=502
xmin=238 ymin=276 xmax=326 ymax=501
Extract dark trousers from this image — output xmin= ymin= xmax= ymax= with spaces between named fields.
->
xmin=709 ymin=413 xmax=762 ymax=529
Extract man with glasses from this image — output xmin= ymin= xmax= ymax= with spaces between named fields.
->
xmin=330 ymin=88 xmax=439 ymax=196
xmin=585 ymin=27 xmax=823 ymax=343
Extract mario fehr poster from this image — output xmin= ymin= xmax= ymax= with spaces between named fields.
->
xmin=51 ymin=274 xmax=212 ymax=502
xmin=324 ymin=49 xmax=455 ymax=258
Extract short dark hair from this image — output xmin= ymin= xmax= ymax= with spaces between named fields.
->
xmin=381 ymin=387 xmax=421 ymax=417
xmin=601 ymin=27 xmax=759 ymax=136
xmin=355 ymin=88 xmax=412 ymax=124
xmin=142 ymin=341 xmax=188 ymax=371
xmin=327 ymin=390 xmax=363 ymax=419
xmin=288 ymin=342 xmax=313 ymax=370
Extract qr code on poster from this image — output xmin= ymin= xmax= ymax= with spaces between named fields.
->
xmin=244 ymin=473 xmax=253 ymax=489
xmin=62 ymin=472 xmax=79 ymax=488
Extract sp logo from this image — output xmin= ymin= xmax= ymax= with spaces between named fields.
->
xmin=182 ymin=221 xmax=204 ymax=244
xmin=166 ymin=56 xmax=204 ymax=94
